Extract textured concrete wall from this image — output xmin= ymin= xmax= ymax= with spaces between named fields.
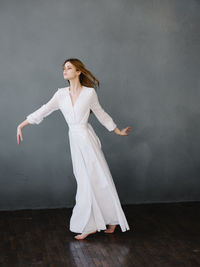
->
xmin=1 ymin=0 xmax=200 ymax=210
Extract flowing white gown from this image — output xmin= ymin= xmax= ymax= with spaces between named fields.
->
xmin=26 ymin=86 xmax=130 ymax=234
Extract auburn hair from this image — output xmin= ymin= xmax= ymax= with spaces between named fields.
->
xmin=62 ymin=58 xmax=100 ymax=114
xmin=62 ymin=58 xmax=100 ymax=89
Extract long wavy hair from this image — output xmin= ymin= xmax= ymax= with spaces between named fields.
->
xmin=62 ymin=58 xmax=100 ymax=88
xmin=62 ymin=58 xmax=100 ymax=114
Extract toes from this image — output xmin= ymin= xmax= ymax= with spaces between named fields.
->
xmin=74 ymin=230 xmax=97 ymax=240
xmin=74 ymin=234 xmax=87 ymax=240
xmin=74 ymin=235 xmax=81 ymax=239
xmin=74 ymin=235 xmax=84 ymax=240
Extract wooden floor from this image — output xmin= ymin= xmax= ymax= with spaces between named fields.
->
xmin=0 ymin=202 xmax=199 ymax=267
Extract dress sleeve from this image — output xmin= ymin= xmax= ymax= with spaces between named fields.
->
xmin=90 ymin=88 xmax=117 ymax=131
xmin=26 ymin=88 xmax=60 ymax=125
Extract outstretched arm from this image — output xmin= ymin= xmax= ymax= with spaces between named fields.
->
xmin=90 ymin=88 xmax=131 ymax=136
xmin=26 ymin=88 xmax=60 ymax=125
xmin=17 ymin=88 xmax=60 ymax=145
xmin=90 ymin=88 xmax=117 ymax=132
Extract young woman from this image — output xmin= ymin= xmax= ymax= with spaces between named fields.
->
xmin=17 ymin=58 xmax=131 ymax=240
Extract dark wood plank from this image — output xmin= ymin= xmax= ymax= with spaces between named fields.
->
xmin=0 ymin=202 xmax=200 ymax=266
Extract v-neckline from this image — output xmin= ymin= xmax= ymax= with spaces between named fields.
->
xmin=67 ymin=86 xmax=84 ymax=109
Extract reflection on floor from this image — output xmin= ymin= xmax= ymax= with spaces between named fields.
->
xmin=0 ymin=202 xmax=199 ymax=266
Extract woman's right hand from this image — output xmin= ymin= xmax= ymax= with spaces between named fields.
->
xmin=17 ymin=126 xmax=23 ymax=145
xmin=17 ymin=120 xmax=30 ymax=145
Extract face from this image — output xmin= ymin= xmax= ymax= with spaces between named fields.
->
xmin=63 ymin=61 xmax=81 ymax=81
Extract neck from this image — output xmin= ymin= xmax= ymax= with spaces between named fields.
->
xmin=68 ymin=80 xmax=82 ymax=94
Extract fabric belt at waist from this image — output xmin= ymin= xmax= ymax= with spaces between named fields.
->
xmin=68 ymin=123 xmax=89 ymax=132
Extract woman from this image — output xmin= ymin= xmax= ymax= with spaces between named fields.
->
xmin=17 ymin=58 xmax=131 ymax=240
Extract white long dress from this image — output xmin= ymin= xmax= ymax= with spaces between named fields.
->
xmin=26 ymin=86 xmax=130 ymax=234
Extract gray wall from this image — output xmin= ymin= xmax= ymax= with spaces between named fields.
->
xmin=1 ymin=0 xmax=200 ymax=210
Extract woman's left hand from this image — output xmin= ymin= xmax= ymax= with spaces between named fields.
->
xmin=114 ymin=126 xmax=131 ymax=136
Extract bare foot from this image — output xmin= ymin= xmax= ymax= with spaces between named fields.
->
xmin=74 ymin=230 xmax=97 ymax=240
xmin=104 ymin=224 xmax=117 ymax=233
